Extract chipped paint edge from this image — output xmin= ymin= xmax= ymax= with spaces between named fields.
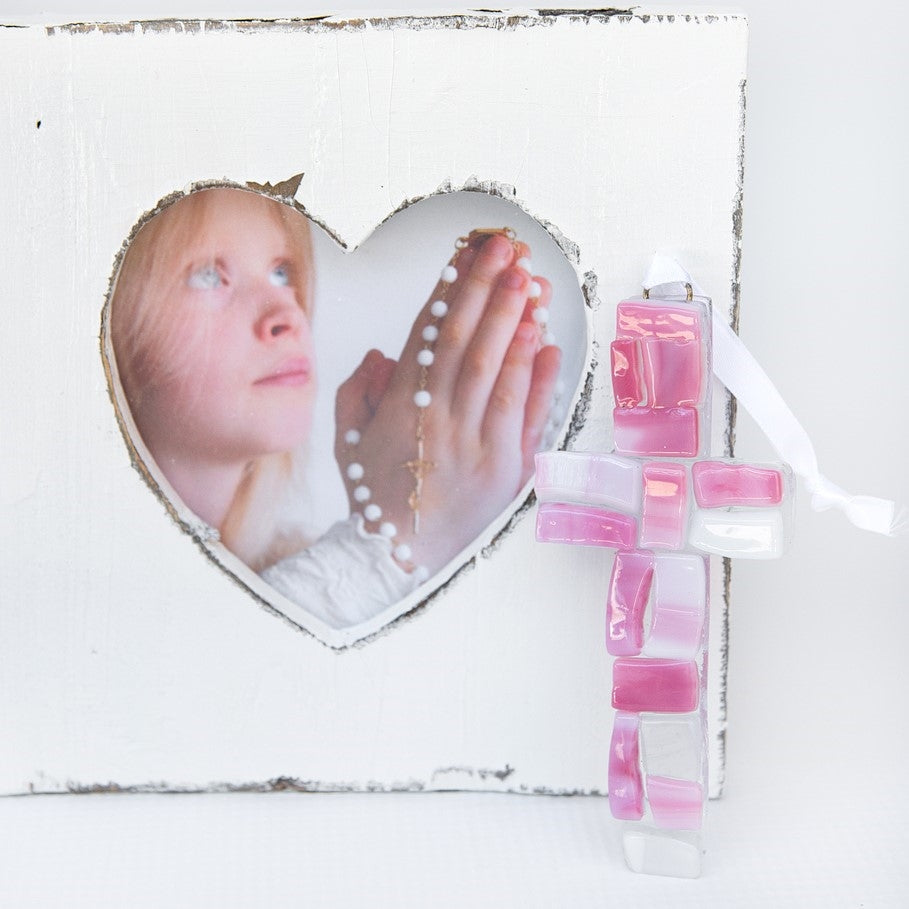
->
xmin=26 ymin=8 xmax=754 ymax=38
xmin=100 ymin=174 xmax=594 ymax=653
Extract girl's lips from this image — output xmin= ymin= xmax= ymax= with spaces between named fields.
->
xmin=255 ymin=356 xmax=312 ymax=387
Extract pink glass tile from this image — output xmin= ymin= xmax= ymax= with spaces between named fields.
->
xmin=612 ymin=659 xmax=700 ymax=713
xmin=644 ymin=554 xmax=707 ymax=660
xmin=641 ymin=338 xmax=702 ymax=407
xmin=535 ymin=503 xmax=637 ymax=549
xmin=609 ymin=712 xmax=644 ymax=821
xmin=653 ymin=553 xmax=707 ymax=610
xmin=613 ymin=407 xmax=699 ymax=458
xmin=611 ymin=339 xmax=643 ymax=407
xmin=534 ymin=451 xmax=641 ymax=512
xmin=606 ymin=551 xmax=654 ymax=656
xmin=692 ymin=461 xmax=784 ymax=507
xmin=646 ymin=776 xmax=704 ymax=831
xmin=586 ymin=454 xmax=642 ymax=513
xmin=640 ymin=463 xmax=688 ymax=550
xmin=616 ymin=301 xmax=702 ymax=342
xmin=646 ymin=602 xmax=704 ymax=660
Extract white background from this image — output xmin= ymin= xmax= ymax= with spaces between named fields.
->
xmin=1 ymin=2 xmax=907 ymax=907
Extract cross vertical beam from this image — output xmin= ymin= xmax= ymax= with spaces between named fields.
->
xmin=535 ymin=291 xmax=792 ymax=877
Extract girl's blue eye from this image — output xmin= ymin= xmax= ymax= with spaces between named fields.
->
xmin=187 ymin=266 xmax=223 ymax=290
xmin=269 ymin=264 xmax=290 ymax=287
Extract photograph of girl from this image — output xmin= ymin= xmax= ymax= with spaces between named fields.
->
xmin=108 ymin=185 xmax=583 ymax=637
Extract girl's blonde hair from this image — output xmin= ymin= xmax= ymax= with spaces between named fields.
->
xmin=110 ymin=187 xmax=315 ymax=570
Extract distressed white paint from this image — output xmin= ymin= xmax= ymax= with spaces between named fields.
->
xmin=0 ymin=11 xmax=746 ymax=797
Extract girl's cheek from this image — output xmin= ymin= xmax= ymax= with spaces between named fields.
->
xmin=159 ymin=311 xmax=221 ymax=385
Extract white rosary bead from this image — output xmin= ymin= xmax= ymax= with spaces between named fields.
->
xmin=422 ymin=324 xmax=439 ymax=343
xmin=516 ymin=256 xmax=533 ymax=273
xmin=414 ymin=389 xmax=432 ymax=408
xmin=542 ymin=330 xmax=557 ymax=347
xmin=343 ymin=430 xmax=422 ymax=574
xmin=417 ymin=348 xmax=435 ymax=367
xmin=529 ymin=280 xmax=542 ymax=299
xmin=440 ymin=265 xmax=458 ymax=284
xmin=532 ymin=306 xmax=550 ymax=325
xmin=430 ymin=299 xmax=449 ymax=318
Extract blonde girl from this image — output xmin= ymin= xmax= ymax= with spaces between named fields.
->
xmin=111 ymin=187 xmax=317 ymax=571
xmin=110 ymin=186 xmax=560 ymax=628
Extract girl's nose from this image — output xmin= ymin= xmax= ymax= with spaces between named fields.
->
xmin=255 ymin=294 xmax=303 ymax=341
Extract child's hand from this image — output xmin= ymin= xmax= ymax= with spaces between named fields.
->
xmin=335 ymin=233 xmax=562 ymax=574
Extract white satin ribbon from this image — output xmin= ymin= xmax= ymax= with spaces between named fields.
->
xmin=642 ymin=254 xmax=904 ymax=537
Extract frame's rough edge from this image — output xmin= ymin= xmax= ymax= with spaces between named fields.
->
xmin=100 ymin=175 xmax=592 ymax=653
xmin=9 ymin=764 xmax=733 ymax=799
xmin=10 ymin=775 xmax=608 ymax=799
xmin=715 ymin=74 xmax=748 ymax=798
xmin=36 ymin=9 xmax=749 ymax=36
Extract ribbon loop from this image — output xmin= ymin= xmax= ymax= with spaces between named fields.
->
xmin=642 ymin=255 xmax=903 ymax=537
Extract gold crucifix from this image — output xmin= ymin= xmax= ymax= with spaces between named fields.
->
xmin=402 ymin=438 xmax=435 ymax=534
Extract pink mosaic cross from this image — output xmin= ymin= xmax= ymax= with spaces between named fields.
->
xmin=535 ymin=291 xmax=792 ymax=878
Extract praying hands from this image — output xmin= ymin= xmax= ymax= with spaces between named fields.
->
xmin=334 ymin=229 xmax=562 ymax=576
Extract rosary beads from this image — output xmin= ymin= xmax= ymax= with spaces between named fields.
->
xmin=343 ymin=227 xmax=551 ymax=578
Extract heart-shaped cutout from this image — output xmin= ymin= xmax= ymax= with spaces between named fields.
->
xmin=102 ymin=184 xmax=588 ymax=647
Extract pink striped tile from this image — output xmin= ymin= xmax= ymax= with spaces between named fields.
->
xmin=613 ymin=407 xmax=699 ymax=458
xmin=535 ymin=503 xmax=637 ymax=550
xmin=644 ymin=554 xmax=707 ymax=660
xmin=640 ymin=462 xmax=688 ymax=550
xmin=641 ymin=338 xmax=702 ymax=407
xmin=616 ymin=301 xmax=702 ymax=342
xmin=606 ymin=551 xmax=654 ymax=656
xmin=611 ymin=339 xmax=643 ymax=407
xmin=612 ymin=659 xmax=700 ymax=713
xmin=609 ymin=712 xmax=644 ymax=821
xmin=692 ymin=461 xmax=783 ymax=507
xmin=646 ymin=776 xmax=704 ymax=831
xmin=534 ymin=451 xmax=641 ymax=512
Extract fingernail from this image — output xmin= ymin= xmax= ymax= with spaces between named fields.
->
xmin=500 ymin=268 xmax=526 ymax=290
xmin=482 ymin=233 xmax=514 ymax=262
